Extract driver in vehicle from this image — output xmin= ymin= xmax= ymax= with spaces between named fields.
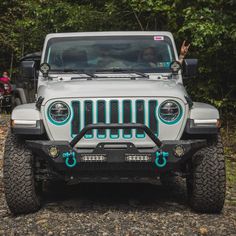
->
xmin=96 ymin=46 xmax=127 ymax=69
xmin=140 ymin=40 xmax=190 ymax=68
xmin=140 ymin=47 xmax=158 ymax=68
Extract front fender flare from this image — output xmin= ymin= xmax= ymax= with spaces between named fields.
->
xmin=11 ymin=103 xmax=45 ymax=135
xmin=185 ymin=102 xmax=219 ymax=134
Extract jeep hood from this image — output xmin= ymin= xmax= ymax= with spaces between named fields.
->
xmin=38 ymin=79 xmax=188 ymax=105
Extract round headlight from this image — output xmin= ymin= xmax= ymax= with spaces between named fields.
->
xmin=159 ymin=100 xmax=182 ymax=124
xmin=48 ymin=101 xmax=70 ymax=125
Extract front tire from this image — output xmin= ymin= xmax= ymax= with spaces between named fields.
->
xmin=3 ymin=130 xmax=41 ymax=214
xmin=187 ymin=134 xmax=226 ymax=213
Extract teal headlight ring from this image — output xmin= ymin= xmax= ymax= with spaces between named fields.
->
xmin=47 ymin=101 xmax=71 ymax=126
xmin=158 ymin=100 xmax=183 ymax=125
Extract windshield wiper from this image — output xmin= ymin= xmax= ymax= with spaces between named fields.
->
xmin=50 ymin=69 xmax=97 ymax=78
xmin=95 ymin=68 xmax=149 ymax=79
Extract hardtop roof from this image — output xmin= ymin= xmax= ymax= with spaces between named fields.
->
xmin=45 ymin=31 xmax=173 ymax=40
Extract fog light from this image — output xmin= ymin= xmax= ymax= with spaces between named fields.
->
xmin=174 ymin=145 xmax=185 ymax=157
xmin=48 ymin=146 xmax=59 ymax=158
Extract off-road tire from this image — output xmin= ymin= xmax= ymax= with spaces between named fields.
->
xmin=3 ymin=130 xmax=41 ymax=214
xmin=187 ymin=134 xmax=225 ymax=213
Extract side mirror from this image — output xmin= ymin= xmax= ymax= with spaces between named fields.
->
xmin=183 ymin=59 xmax=198 ymax=78
xmin=20 ymin=60 xmax=35 ymax=79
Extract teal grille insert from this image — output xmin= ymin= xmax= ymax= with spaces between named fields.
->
xmin=135 ymin=100 xmax=145 ymax=138
xmin=110 ymin=100 xmax=119 ymax=139
xmin=148 ymin=100 xmax=158 ymax=137
xmin=84 ymin=100 xmax=94 ymax=139
xmin=71 ymin=101 xmax=80 ymax=138
xmin=97 ymin=100 xmax=106 ymax=139
xmin=123 ymin=100 xmax=132 ymax=139
xmin=70 ymin=99 xmax=160 ymax=140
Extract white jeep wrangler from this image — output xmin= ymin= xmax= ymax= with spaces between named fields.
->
xmin=3 ymin=32 xmax=225 ymax=214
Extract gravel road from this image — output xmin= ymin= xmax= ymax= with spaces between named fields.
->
xmin=0 ymin=115 xmax=236 ymax=236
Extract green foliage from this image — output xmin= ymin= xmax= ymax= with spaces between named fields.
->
xmin=0 ymin=0 xmax=235 ymax=116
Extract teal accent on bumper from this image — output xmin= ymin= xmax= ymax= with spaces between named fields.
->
xmin=62 ymin=151 xmax=77 ymax=168
xmin=155 ymin=151 xmax=169 ymax=168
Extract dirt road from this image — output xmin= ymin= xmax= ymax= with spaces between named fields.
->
xmin=0 ymin=115 xmax=236 ymax=236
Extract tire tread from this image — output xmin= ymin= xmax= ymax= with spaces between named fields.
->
xmin=3 ymin=130 xmax=41 ymax=214
xmin=188 ymin=134 xmax=226 ymax=213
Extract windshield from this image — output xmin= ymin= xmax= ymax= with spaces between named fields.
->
xmin=44 ymin=35 xmax=175 ymax=73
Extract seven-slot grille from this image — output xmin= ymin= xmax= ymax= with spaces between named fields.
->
xmin=71 ymin=99 xmax=158 ymax=139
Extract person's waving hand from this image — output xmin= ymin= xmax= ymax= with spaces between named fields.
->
xmin=179 ymin=40 xmax=190 ymax=64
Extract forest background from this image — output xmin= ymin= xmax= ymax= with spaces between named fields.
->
xmin=0 ymin=0 xmax=235 ymax=118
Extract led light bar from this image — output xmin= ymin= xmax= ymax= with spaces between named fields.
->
xmin=125 ymin=155 xmax=151 ymax=162
xmin=81 ymin=155 xmax=106 ymax=162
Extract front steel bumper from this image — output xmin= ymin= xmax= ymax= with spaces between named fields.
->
xmin=27 ymin=123 xmax=206 ymax=176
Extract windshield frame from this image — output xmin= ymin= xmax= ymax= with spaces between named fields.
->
xmin=43 ymin=35 xmax=176 ymax=74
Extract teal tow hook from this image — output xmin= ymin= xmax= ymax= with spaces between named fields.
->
xmin=62 ymin=151 xmax=77 ymax=168
xmin=155 ymin=151 xmax=169 ymax=168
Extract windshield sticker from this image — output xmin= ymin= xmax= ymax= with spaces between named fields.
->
xmin=154 ymin=36 xmax=164 ymax=41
